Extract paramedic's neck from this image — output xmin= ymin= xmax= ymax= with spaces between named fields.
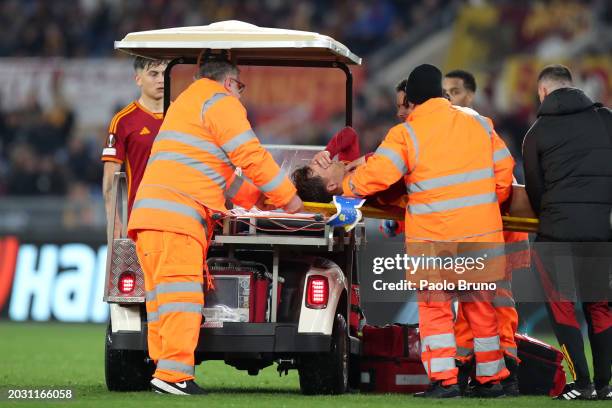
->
xmin=139 ymin=95 xmax=163 ymax=114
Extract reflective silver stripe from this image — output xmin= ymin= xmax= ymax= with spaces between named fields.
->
xmin=154 ymin=282 xmax=203 ymax=297
xmin=222 ymin=129 xmax=256 ymax=153
xmin=473 ymin=115 xmax=493 ymax=137
xmin=474 ymin=335 xmax=501 ymax=353
xmin=201 ymin=92 xmax=227 ymax=118
xmin=476 ymin=358 xmax=506 ymax=377
xmin=134 ymin=198 xmax=203 ymax=224
xmin=422 ymin=333 xmax=456 ymax=351
xmin=375 ymin=146 xmax=407 ymax=175
xmin=403 ymin=122 xmax=419 ymax=173
xmin=457 ymin=346 xmax=473 ymax=357
xmin=457 ymin=244 xmax=505 ymax=260
xmin=147 ymin=311 xmax=158 ymax=323
xmin=146 ymin=284 xmax=203 ymax=305
xmin=503 ymin=347 xmax=517 ymax=358
xmin=260 ymin=171 xmax=286 ymax=193
xmin=157 ymin=302 xmax=203 ymax=316
xmin=430 ymin=357 xmax=456 ymax=373
xmin=148 ymin=151 xmax=227 ymax=189
xmin=156 ymin=130 xmax=233 ymax=166
xmin=225 ymin=175 xmax=244 ymax=199
xmin=493 ymin=296 xmax=515 ymax=308
xmin=493 ymin=147 xmax=511 ymax=163
xmin=408 ymin=167 xmax=493 ymax=194
xmin=505 ymin=240 xmax=530 ymax=255
xmin=408 ymin=192 xmax=497 ymax=215
xmin=157 ymin=359 xmax=195 ymax=376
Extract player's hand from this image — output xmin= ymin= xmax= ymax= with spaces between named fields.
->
xmin=254 ymin=194 xmax=275 ymax=211
xmin=346 ymin=155 xmax=366 ymax=172
xmin=283 ymin=194 xmax=305 ymax=214
xmin=312 ymin=150 xmax=332 ymax=168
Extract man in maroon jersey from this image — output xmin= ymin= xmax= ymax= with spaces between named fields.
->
xmin=101 ymin=57 xmax=167 ymax=239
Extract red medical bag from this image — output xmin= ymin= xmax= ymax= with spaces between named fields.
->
xmin=362 ymin=324 xmax=421 ymax=361
xmin=516 ymin=333 xmax=566 ymax=396
xmin=360 ymin=324 xmax=428 ymax=393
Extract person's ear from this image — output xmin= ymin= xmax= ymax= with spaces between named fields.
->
xmin=537 ymin=84 xmax=547 ymax=102
xmin=223 ymin=75 xmax=233 ymax=90
xmin=467 ymin=91 xmax=475 ymax=106
xmin=326 ymin=180 xmax=338 ymax=193
xmin=135 ymin=72 xmax=142 ymax=88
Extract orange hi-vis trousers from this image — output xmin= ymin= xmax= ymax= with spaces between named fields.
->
xmin=455 ymin=287 xmax=519 ymax=363
xmin=419 ymin=291 xmax=510 ymax=386
xmin=135 ymin=230 xmax=206 ymax=383
xmin=455 ymin=233 xmax=529 ymax=363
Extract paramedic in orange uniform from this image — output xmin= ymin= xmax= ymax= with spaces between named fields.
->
xmin=101 ymin=57 xmax=167 ymax=240
xmin=127 ymin=58 xmax=303 ymax=395
xmin=342 ymin=64 xmax=512 ymax=398
xmin=443 ymin=69 xmax=530 ymax=396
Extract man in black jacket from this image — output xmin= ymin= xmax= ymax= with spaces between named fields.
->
xmin=523 ymin=64 xmax=612 ymax=401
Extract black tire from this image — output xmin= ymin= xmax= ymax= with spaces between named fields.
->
xmin=348 ymin=353 xmax=361 ymax=391
xmin=298 ymin=313 xmax=349 ymax=395
xmin=105 ymin=322 xmax=155 ymax=391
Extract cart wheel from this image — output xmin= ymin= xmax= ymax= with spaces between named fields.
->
xmin=298 ymin=313 xmax=349 ymax=395
xmin=348 ymin=353 xmax=361 ymax=391
xmin=105 ymin=322 xmax=155 ymax=391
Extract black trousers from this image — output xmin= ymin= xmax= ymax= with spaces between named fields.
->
xmin=533 ymin=238 xmax=612 ymax=389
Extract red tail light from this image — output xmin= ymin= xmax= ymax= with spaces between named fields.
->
xmin=306 ymin=275 xmax=328 ymax=309
xmin=118 ymin=272 xmax=136 ymax=294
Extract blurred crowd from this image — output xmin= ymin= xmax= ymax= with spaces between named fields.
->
xmin=0 ymin=0 xmax=609 ymax=210
xmin=0 ymin=0 xmax=450 ymax=58
xmin=0 ymin=0 xmax=451 ymax=201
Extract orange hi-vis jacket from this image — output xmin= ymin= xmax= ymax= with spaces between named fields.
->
xmin=342 ymin=98 xmax=514 ymax=384
xmin=343 ymin=98 xmax=514 ymax=243
xmin=128 ymin=78 xmax=296 ymax=247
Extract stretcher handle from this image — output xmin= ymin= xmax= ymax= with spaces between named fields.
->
xmin=302 ymin=201 xmax=540 ymax=233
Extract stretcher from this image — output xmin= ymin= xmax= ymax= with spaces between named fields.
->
xmin=302 ymin=201 xmax=539 ymax=233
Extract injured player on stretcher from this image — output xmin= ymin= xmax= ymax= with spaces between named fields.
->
xmin=292 ymin=126 xmax=406 ymax=208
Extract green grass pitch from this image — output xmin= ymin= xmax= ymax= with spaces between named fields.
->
xmin=0 ymin=322 xmax=606 ymax=407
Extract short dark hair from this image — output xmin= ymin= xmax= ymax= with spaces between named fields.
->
xmin=133 ymin=56 xmax=167 ymax=72
xmin=395 ymin=79 xmax=409 ymax=93
xmin=445 ymin=70 xmax=476 ymax=93
xmin=291 ymin=166 xmax=333 ymax=203
xmin=538 ymin=64 xmax=573 ymax=84
xmin=198 ymin=60 xmax=239 ymax=81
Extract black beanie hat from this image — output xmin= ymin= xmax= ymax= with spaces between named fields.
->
xmin=405 ymin=64 xmax=444 ymax=105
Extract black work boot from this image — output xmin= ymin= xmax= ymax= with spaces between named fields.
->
xmin=501 ymin=356 xmax=519 ymax=397
xmin=414 ymin=381 xmax=461 ymax=398
xmin=596 ymin=384 xmax=611 ymax=400
xmin=456 ymin=359 xmax=473 ymax=396
xmin=150 ymin=378 xmax=207 ymax=395
xmin=470 ymin=382 xmax=505 ymax=398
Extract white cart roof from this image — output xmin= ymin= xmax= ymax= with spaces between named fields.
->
xmin=114 ymin=20 xmax=361 ymax=65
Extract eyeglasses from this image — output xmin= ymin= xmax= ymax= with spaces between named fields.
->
xmin=229 ymin=78 xmax=246 ymax=94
